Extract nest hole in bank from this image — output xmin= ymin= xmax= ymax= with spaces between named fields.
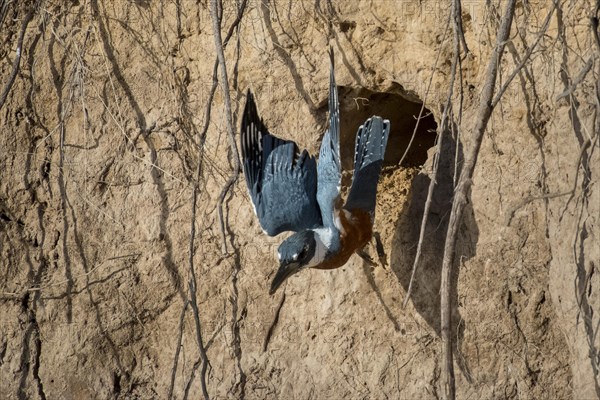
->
xmin=337 ymin=85 xmax=437 ymax=170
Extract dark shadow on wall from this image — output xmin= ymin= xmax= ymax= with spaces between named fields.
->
xmin=334 ymin=83 xmax=441 ymax=336
xmin=333 ymin=80 xmax=478 ymax=381
xmin=391 ymin=123 xmax=478 ymax=381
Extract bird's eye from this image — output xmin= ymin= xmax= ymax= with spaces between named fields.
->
xmin=298 ymin=247 xmax=308 ymax=259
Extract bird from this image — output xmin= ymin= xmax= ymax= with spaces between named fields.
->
xmin=241 ymin=50 xmax=390 ymax=295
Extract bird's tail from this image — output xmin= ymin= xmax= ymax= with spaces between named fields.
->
xmin=344 ymin=117 xmax=391 ymax=215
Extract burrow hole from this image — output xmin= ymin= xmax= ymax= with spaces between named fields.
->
xmin=338 ymin=85 xmax=437 ymax=170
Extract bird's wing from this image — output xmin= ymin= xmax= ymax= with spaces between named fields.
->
xmin=241 ymin=90 xmax=323 ymax=236
xmin=344 ymin=116 xmax=391 ymax=216
xmin=316 ymin=49 xmax=342 ymax=229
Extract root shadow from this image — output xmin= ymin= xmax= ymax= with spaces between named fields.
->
xmin=391 ymin=127 xmax=478 ymax=381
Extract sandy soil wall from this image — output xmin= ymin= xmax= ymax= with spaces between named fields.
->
xmin=0 ymin=1 xmax=598 ymax=399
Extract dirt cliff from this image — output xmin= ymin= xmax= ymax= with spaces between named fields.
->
xmin=0 ymin=0 xmax=598 ymax=399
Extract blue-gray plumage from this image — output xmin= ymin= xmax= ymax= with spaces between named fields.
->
xmin=241 ymin=49 xmax=391 ymax=295
xmin=241 ymin=91 xmax=322 ymax=236
xmin=316 ymin=51 xmax=342 ymax=233
xmin=344 ymin=117 xmax=391 ymax=216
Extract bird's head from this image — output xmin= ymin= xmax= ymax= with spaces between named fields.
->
xmin=270 ymin=230 xmax=317 ymax=295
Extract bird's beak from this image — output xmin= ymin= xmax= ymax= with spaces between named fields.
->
xmin=269 ymin=261 xmax=301 ymax=295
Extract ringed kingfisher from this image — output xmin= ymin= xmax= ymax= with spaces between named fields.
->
xmin=241 ymin=51 xmax=391 ymax=295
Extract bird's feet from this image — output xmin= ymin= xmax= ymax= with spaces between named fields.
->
xmin=356 ymin=232 xmax=388 ymax=268
xmin=373 ymin=232 xmax=388 ymax=268
xmin=356 ymin=248 xmax=377 ymax=267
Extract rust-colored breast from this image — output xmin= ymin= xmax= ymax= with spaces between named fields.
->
xmin=313 ymin=208 xmax=373 ymax=270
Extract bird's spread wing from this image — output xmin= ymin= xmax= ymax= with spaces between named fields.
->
xmin=316 ymin=49 xmax=342 ymax=229
xmin=241 ymin=90 xmax=322 ymax=236
xmin=344 ymin=116 xmax=391 ymax=216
